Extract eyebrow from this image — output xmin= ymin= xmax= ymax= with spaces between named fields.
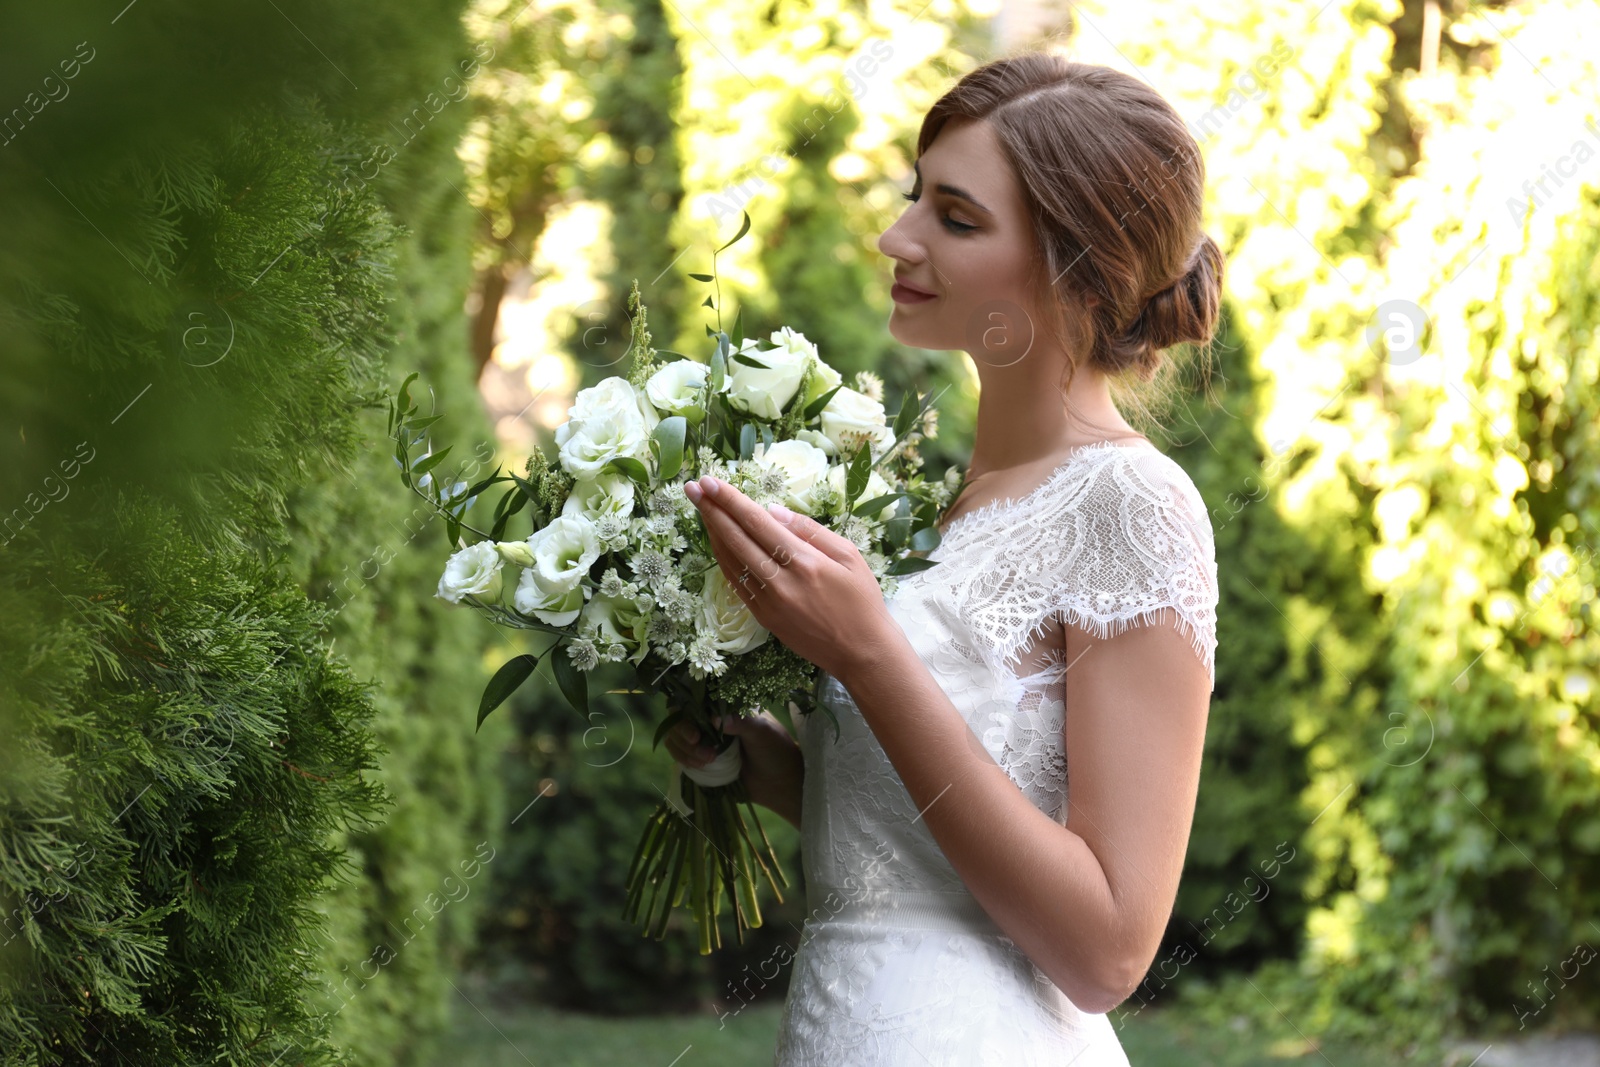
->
xmin=912 ymin=159 xmax=994 ymax=216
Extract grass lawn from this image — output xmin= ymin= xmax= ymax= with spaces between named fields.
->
xmin=424 ymin=990 xmax=1404 ymax=1066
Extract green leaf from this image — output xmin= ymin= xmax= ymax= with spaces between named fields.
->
xmin=407 ymin=413 xmax=445 ymax=432
xmin=739 ymin=421 xmax=756 ymax=461
xmin=731 ymin=351 xmax=771 ymax=369
xmin=446 ymin=512 xmax=461 ymax=550
xmin=893 ymin=390 xmax=920 ymax=440
xmin=716 ymin=210 xmax=752 ymax=253
xmin=604 ymin=455 xmax=650 ymax=484
xmin=910 ymin=524 xmax=942 ymax=552
xmin=478 ymin=654 xmax=540 ymax=732
xmin=852 ymin=491 xmax=904 ymax=516
xmin=803 ymin=384 xmax=842 ymax=420
xmin=396 ymin=372 xmax=420 ymax=417
xmin=709 ymin=337 xmax=727 ymax=393
xmin=688 ymin=272 xmax=714 ymax=282
xmin=845 ymin=444 xmax=871 ymax=505
xmin=651 ymin=416 xmax=687 ymax=480
xmin=411 ymin=445 xmax=454 ymax=480
xmin=732 ymin=306 xmax=744 ymax=350
xmin=888 ymin=555 xmax=941 ymax=575
xmin=656 ymin=350 xmax=692 ymax=360
xmin=551 ymin=645 xmax=589 ymax=715
xmin=702 ymin=295 xmax=715 ymax=309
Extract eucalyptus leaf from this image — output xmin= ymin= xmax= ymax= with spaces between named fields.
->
xmin=739 ymin=422 xmax=756 ymax=461
xmin=652 ymin=416 xmax=687 ymax=480
xmin=604 ymin=455 xmax=651 ymax=484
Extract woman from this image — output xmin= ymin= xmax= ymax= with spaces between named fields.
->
xmin=668 ymin=52 xmax=1222 ymax=1065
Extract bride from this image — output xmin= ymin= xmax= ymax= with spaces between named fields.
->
xmin=668 ymin=52 xmax=1222 ymax=1065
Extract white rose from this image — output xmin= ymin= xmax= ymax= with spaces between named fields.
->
xmin=747 ymin=438 xmax=832 ymax=515
xmin=437 ymin=542 xmax=505 ymax=603
xmin=721 ymin=336 xmax=810 ymax=420
xmin=645 ymin=359 xmax=709 ymax=418
xmin=513 ymin=514 xmax=602 ymax=625
xmin=560 ymin=470 xmax=636 ymax=519
xmin=554 ymin=377 xmax=660 ymax=479
xmin=819 ymin=386 xmax=895 ymax=459
xmin=700 ymin=568 xmax=769 ymax=654
xmin=826 ymin=465 xmax=895 ymax=522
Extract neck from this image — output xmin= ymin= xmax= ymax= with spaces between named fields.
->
xmin=966 ymin=348 xmax=1135 ymax=476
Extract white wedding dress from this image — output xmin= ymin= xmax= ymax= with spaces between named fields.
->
xmin=773 ymin=439 xmax=1219 ymax=1066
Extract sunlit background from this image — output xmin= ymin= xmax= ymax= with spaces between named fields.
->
xmin=2 ymin=0 xmax=1597 ymax=1064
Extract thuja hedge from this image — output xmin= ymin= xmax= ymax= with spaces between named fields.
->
xmin=0 ymin=3 xmax=501 ymax=1064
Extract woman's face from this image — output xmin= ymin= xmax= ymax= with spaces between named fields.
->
xmin=877 ymin=115 xmax=1045 ymax=361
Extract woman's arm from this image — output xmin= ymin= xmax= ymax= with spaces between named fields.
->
xmin=681 ymin=473 xmax=1210 ymax=1013
xmin=833 ymin=610 xmax=1210 ymax=1015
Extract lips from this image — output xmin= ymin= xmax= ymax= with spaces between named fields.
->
xmin=889 ymin=275 xmax=934 ymax=303
xmin=893 ymin=276 xmax=936 ymax=298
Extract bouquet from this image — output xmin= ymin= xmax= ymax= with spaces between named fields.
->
xmin=389 ymin=216 xmax=961 ymax=953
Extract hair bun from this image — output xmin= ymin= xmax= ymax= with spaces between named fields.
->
xmin=1108 ymin=233 xmax=1224 ymax=373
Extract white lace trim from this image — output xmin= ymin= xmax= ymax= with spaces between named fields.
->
xmin=925 ymin=440 xmax=1218 ymax=692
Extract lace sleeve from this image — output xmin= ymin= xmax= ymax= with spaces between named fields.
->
xmin=1050 ymin=450 xmax=1219 ymax=690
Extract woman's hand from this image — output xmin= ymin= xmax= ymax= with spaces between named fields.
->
xmin=664 ymin=707 xmax=805 ymax=829
xmin=683 ymin=474 xmax=895 ymax=684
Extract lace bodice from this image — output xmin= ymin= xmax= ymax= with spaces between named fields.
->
xmin=773 ymin=440 xmax=1219 ymax=1065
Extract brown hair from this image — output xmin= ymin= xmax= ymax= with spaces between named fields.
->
xmin=917 ymin=53 xmax=1224 ymax=431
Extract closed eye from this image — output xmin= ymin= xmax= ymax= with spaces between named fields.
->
xmin=902 ymin=190 xmax=977 ymax=235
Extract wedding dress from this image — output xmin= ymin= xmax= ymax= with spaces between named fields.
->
xmin=772 ymin=439 xmax=1219 ymax=1066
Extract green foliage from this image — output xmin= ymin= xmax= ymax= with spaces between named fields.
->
xmin=0 ymin=497 xmax=384 ymax=1066
xmin=0 ymin=2 xmax=504 ymax=1064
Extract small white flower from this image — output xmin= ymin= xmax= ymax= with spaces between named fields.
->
xmin=852 ymin=369 xmax=884 ymax=403
xmin=437 ymin=542 xmax=505 ymax=603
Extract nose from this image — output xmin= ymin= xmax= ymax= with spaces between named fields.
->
xmin=876 ymin=207 xmax=922 ymax=266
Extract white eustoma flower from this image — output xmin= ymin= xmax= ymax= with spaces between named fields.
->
xmin=721 ymin=335 xmax=810 ymax=420
xmin=554 ymin=377 xmax=660 ymax=479
xmin=560 ymin=469 xmax=637 ymax=519
xmin=644 ymin=359 xmax=709 ymax=418
xmin=437 ymin=542 xmax=505 ymax=603
xmin=747 ymin=438 xmax=832 ymax=515
xmin=826 ymin=464 xmax=895 ymax=522
xmin=700 ymin=568 xmax=769 ymax=654
xmin=513 ymin=514 xmax=602 ymax=625
xmin=819 ymin=386 xmax=895 ymax=458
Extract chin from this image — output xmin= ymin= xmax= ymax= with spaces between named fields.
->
xmin=887 ymin=309 xmax=947 ymax=351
